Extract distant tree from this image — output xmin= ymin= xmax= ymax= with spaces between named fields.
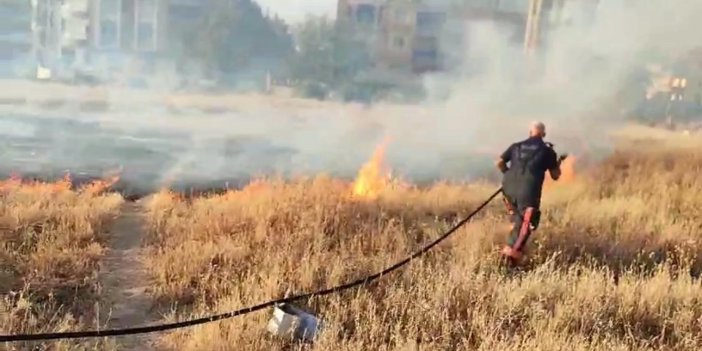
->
xmin=288 ymin=16 xmax=373 ymax=95
xmin=288 ymin=17 xmax=335 ymax=85
xmin=180 ymin=0 xmax=294 ymax=84
xmin=332 ymin=22 xmax=374 ymax=84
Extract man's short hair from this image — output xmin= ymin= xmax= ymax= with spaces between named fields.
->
xmin=531 ymin=121 xmax=545 ymax=132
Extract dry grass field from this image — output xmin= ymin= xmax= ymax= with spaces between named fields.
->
xmin=2 ymin=125 xmax=702 ymax=350
xmin=0 ymin=177 xmax=123 ymax=350
xmin=141 ymin=132 xmax=702 ymax=351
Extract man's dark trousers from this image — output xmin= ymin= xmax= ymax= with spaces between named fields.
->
xmin=501 ymin=196 xmax=541 ymax=261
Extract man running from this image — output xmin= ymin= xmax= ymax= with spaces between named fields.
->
xmin=496 ymin=121 xmax=567 ymax=266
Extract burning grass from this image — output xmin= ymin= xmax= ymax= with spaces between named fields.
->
xmin=351 ymin=138 xmax=393 ymax=200
xmin=0 ymin=176 xmax=123 ymax=350
xmin=2 ymin=126 xmax=702 ymax=350
xmin=141 ymin=142 xmax=702 ymax=350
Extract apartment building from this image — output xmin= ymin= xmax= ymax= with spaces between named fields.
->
xmin=91 ymin=0 xmax=165 ymax=52
xmin=30 ymin=0 xmax=203 ymax=81
xmin=378 ymin=1 xmax=449 ymax=73
xmin=337 ymin=0 xmax=588 ymax=74
xmin=337 ymin=0 xmax=449 ymax=73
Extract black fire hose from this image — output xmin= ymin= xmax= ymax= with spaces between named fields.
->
xmin=0 ymin=187 xmax=503 ymax=343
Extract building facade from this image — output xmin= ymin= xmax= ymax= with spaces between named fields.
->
xmin=336 ymin=0 xmax=593 ymax=74
xmin=30 ymin=0 xmax=203 ymax=82
xmin=337 ymin=0 xmax=449 ymax=74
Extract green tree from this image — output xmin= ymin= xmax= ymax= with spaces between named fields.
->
xmin=180 ymin=0 xmax=294 ymax=85
xmin=288 ymin=17 xmax=335 ymax=85
xmin=288 ymin=16 xmax=373 ymax=97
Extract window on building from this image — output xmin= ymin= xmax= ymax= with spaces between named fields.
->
xmin=99 ymin=0 xmax=121 ymax=48
xmin=416 ymin=12 xmax=445 ymax=34
xmin=137 ymin=22 xmax=154 ymax=50
xmin=393 ymin=36 xmax=405 ymax=48
xmin=100 ymin=20 xmax=119 ymax=48
xmin=136 ymin=0 xmax=157 ymax=51
xmin=412 ymin=49 xmax=439 ymax=70
xmin=414 ymin=50 xmax=437 ymax=59
xmin=138 ymin=0 xmax=156 ymax=20
xmin=414 ymin=36 xmax=438 ymax=52
xmin=356 ymin=4 xmax=376 ymax=25
xmin=392 ymin=8 xmax=409 ymax=24
xmin=39 ymin=29 xmax=47 ymax=48
xmin=48 ymin=8 xmax=56 ymax=28
xmin=62 ymin=47 xmax=76 ymax=61
xmin=169 ymin=3 xmax=202 ymax=21
xmin=100 ymin=0 xmax=122 ymax=25
xmin=37 ymin=5 xmax=47 ymax=25
xmin=121 ymin=0 xmax=135 ymax=50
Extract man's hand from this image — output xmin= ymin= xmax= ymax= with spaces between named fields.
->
xmin=496 ymin=158 xmax=509 ymax=174
xmin=548 ymin=153 xmax=567 ymax=181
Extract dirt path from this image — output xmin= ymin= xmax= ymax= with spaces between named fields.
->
xmin=99 ymin=200 xmax=159 ymax=350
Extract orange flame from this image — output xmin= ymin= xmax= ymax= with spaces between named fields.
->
xmin=0 ymin=173 xmax=72 ymax=194
xmin=80 ymin=173 xmax=121 ymax=196
xmin=0 ymin=170 xmax=122 ymax=196
xmin=0 ymin=174 xmax=22 ymax=192
xmin=241 ymin=179 xmax=269 ymax=194
xmin=352 ymin=140 xmax=391 ymax=200
xmin=559 ymin=156 xmax=576 ymax=182
xmin=545 ymin=155 xmax=576 ymax=189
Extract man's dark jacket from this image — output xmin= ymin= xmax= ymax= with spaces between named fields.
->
xmin=500 ymin=136 xmax=558 ymax=208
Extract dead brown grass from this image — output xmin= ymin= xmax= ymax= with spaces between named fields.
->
xmin=2 ymin=125 xmax=702 ymax=350
xmin=141 ymin=142 xmax=702 ymax=350
xmin=0 ymin=179 xmax=123 ymax=351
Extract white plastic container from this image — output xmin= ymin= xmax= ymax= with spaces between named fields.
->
xmin=266 ymin=303 xmax=323 ymax=343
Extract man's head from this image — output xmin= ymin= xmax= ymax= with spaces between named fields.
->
xmin=529 ymin=121 xmax=546 ymax=138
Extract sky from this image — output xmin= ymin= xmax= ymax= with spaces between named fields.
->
xmin=255 ymin=0 xmax=337 ymax=23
